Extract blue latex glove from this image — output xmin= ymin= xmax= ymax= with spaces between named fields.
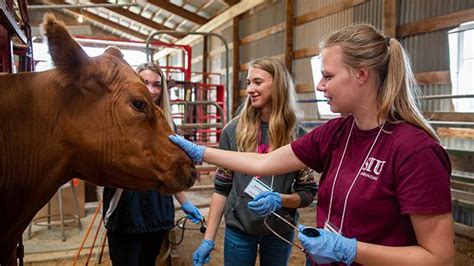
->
xmin=193 ymin=239 xmax=215 ymax=266
xmin=247 ymin=191 xmax=282 ymax=216
xmin=169 ymin=134 xmax=206 ymax=163
xmin=297 ymin=225 xmax=357 ymax=265
xmin=181 ymin=201 xmax=203 ymax=224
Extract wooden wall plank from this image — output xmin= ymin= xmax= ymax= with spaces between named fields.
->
xmin=397 ymin=8 xmax=474 ymax=38
xmin=294 ymin=47 xmax=320 ymax=60
xmin=296 ymin=83 xmax=313 ymax=93
xmin=240 ymin=22 xmax=285 ymax=45
xmin=437 ymin=128 xmax=474 ymax=138
xmin=425 ymin=112 xmax=474 ymax=122
xmin=415 ymin=71 xmax=451 ymax=85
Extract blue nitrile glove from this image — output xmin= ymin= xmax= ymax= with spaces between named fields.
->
xmin=169 ymin=134 xmax=206 ymax=163
xmin=247 ymin=191 xmax=282 ymax=216
xmin=297 ymin=225 xmax=357 ymax=265
xmin=193 ymin=239 xmax=215 ymax=266
xmin=181 ymin=201 xmax=203 ymax=224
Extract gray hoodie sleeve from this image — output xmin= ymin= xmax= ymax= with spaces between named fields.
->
xmin=213 ymin=123 xmax=235 ymax=197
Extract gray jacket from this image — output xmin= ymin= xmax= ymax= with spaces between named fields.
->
xmin=214 ymin=119 xmax=317 ymax=236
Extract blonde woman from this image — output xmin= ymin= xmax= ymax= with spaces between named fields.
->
xmin=171 ymin=24 xmax=454 ymax=265
xmin=192 ymin=57 xmax=317 ymax=266
xmin=103 ymin=63 xmax=202 ymax=266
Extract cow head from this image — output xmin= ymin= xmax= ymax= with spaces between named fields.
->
xmin=41 ymin=14 xmax=196 ymax=194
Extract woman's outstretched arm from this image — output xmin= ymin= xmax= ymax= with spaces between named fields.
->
xmin=203 ymin=144 xmax=307 ymax=176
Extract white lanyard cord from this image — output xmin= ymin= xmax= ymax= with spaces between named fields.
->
xmin=339 ymin=121 xmax=385 ymax=233
xmin=325 ymin=120 xmax=355 ymax=225
xmin=326 ymin=120 xmax=386 ymax=234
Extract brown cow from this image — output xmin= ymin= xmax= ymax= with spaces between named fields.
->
xmin=0 ymin=14 xmax=196 ymax=265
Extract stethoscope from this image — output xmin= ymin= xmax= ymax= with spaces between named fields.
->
xmin=169 ymin=216 xmax=207 ymax=245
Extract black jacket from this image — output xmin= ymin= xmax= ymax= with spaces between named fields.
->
xmin=103 ymin=188 xmax=175 ymax=233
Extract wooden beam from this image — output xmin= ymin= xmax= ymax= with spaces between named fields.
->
xmin=240 ymin=22 xmax=285 ymax=45
xmin=284 ymin=0 xmax=294 ymax=72
xmin=89 ymin=0 xmax=183 ymax=39
xmin=155 ymin=0 xmax=265 ymax=58
xmin=437 ymin=128 xmax=474 ymax=138
xmin=147 ymin=0 xmax=209 ymax=25
xmin=295 ymin=0 xmax=367 ymax=26
xmin=232 ymin=15 xmax=241 ymax=116
xmin=415 ymin=71 xmax=451 ymax=85
xmin=294 ymin=47 xmax=320 ymax=60
xmin=42 ymin=0 xmax=147 ymax=40
xmin=202 ymin=36 xmax=208 ymax=83
xmin=397 ymin=8 xmax=474 ymax=38
xmin=224 ymin=0 xmax=240 ymax=5
xmin=82 ymin=11 xmax=148 ymax=40
xmin=424 ymin=112 xmax=474 ymax=122
xmin=383 ymin=0 xmax=396 ymax=37
xmin=296 ymin=83 xmax=313 ymax=93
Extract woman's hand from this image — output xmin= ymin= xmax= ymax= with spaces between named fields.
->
xmin=247 ymin=191 xmax=282 ymax=216
xmin=193 ymin=239 xmax=215 ymax=266
xmin=181 ymin=201 xmax=203 ymax=223
xmin=169 ymin=135 xmax=206 ymax=163
xmin=298 ymin=225 xmax=357 ymax=265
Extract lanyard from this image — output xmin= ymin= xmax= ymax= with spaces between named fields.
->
xmin=255 ymin=125 xmax=274 ymax=188
xmin=325 ymin=119 xmax=386 ymax=234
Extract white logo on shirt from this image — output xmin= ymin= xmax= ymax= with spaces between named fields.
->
xmin=361 ymin=157 xmax=386 ymax=181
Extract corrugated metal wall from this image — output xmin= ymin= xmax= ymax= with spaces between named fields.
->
xmin=239 ymin=0 xmax=285 ymax=64
xmin=399 ymin=0 xmax=474 ymax=112
xmin=294 ymin=0 xmax=383 ymax=120
xmin=178 ymin=0 xmax=474 ymax=120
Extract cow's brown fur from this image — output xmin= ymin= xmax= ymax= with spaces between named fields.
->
xmin=0 ymin=14 xmax=196 ymax=265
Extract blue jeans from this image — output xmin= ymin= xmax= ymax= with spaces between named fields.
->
xmin=224 ymin=226 xmax=294 ymax=266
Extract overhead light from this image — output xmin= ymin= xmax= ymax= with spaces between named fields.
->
xmin=77 ymin=15 xmax=84 ymax=24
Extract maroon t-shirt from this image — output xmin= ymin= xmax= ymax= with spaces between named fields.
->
xmin=291 ymin=115 xmax=451 ymax=247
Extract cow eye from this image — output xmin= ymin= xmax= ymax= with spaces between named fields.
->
xmin=132 ymin=100 xmax=147 ymax=111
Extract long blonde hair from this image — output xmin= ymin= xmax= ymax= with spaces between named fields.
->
xmin=136 ymin=62 xmax=173 ymax=128
xmin=321 ymin=24 xmax=438 ymax=141
xmin=236 ymin=57 xmax=303 ymax=152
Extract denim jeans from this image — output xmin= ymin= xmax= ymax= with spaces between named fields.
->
xmin=224 ymin=226 xmax=294 ymax=266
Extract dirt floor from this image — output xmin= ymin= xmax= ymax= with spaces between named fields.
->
xmin=22 ymin=172 xmax=474 ymax=265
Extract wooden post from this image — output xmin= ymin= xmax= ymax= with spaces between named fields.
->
xmin=166 ymin=54 xmax=170 ymax=80
xmin=203 ymin=36 xmax=208 ymax=83
xmin=232 ymin=15 xmax=241 ymax=116
xmin=383 ymin=0 xmax=396 ymax=37
xmin=284 ymin=0 xmax=295 ymax=72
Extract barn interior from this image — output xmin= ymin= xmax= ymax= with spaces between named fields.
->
xmin=1 ymin=0 xmax=474 ymax=265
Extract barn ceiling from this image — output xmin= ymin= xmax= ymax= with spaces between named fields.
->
xmin=27 ymin=0 xmax=240 ymax=43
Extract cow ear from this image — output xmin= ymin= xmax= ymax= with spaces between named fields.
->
xmin=104 ymin=46 xmax=124 ymax=59
xmin=41 ymin=13 xmax=89 ymax=79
